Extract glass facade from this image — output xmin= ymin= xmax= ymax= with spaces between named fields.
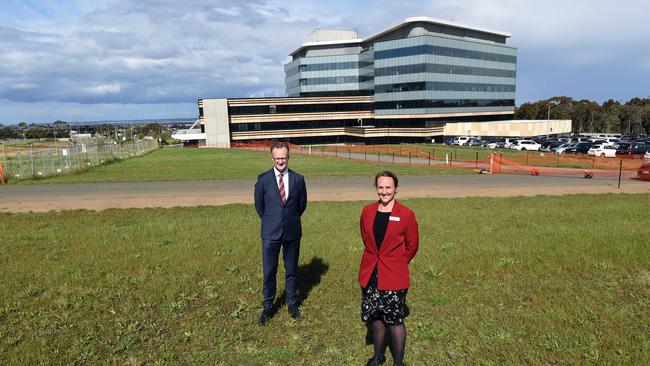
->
xmin=229 ymin=102 xmax=373 ymax=115
xmin=284 ymin=19 xmax=517 ymax=116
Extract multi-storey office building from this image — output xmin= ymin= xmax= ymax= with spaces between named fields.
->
xmin=195 ymin=17 xmax=569 ymax=147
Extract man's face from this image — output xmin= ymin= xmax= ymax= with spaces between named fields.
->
xmin=271 ymin=147 xmax=289 ymax=172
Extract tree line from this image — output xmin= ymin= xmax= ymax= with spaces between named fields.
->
xmin=0 ymin=121 xmax=176 ymax=142
xmin=3 ymin=98 xmax=649 ymax=140
xmin=515 ymin=97 xmax=650 ymax=134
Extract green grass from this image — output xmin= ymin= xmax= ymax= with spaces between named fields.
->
xmin=7 ymin=148 xmax=469 ymax=185
xmin=1 ymin=194 xmax=649 ymax=364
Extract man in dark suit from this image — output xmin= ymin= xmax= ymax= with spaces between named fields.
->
xmin=254 ymin=141 xmax=307 ymax=325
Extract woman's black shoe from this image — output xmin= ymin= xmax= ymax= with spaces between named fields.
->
xmin=365 ymin=355 xmax=386 ymax=366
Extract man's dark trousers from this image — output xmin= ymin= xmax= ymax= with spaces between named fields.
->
xmin=262 ymin=236 xmax=300 ymax=310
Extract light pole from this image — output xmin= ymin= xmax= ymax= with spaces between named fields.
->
xmin=547 ymin=100 xmax=560 ymax=139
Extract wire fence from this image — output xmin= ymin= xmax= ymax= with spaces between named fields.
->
xmin=233 ymin=142 xmax=647 ymax=181
xmin=1 ymin=139 xmax=159 ymax=182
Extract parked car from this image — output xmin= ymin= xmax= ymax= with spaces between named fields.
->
xmin=479 ymin=138 xmax=500 ymax=148
xmin=587 ymin=144 xmax=617 ymax=157
xmin=499 ymin=138 xmax=519 ymax=149
xmin=453 ymin=136 xmax=480 ymax=145
xmin=553 ymin=143 xmax=574 ymax=154
xmin=645 ymin=151 xmax=650 ymax=160
xmin=630 ymin=142 xmax=650 ymax=155
xmin=564 ymin=142 xmax=595 ymax=154
xmin=540 ymin=141 xmax=562 ymax=152
xmin=511 ymin=140 xmax=541 ymax=151
xmin=616 ymin=142 xmax=632 ymax=155
xmin=638 ymin=160 xmax=650 ymax=181
xmin=618 ymin=142 xmax=650 ymax=155
xmin=466 ymin=138 xmax=482 ymax=146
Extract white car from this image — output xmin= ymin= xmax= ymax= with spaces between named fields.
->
xmin=645 ymin=150 xmax=650 ymax=160
xmin=453 ymin=136 xmax=480 ymax=145
xmin=500 ymin=138 xmax=519 ymax=149
xmin=588 ymin=144 xmax=617 ymax=157
xmin=511 ymin=140 xmax=541 ymax=151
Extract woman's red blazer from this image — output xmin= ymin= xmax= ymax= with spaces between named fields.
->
xmin=358 ymin=200 xmax=419 ymax=291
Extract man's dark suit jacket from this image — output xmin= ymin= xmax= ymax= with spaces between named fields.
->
xmin=254 ymin=168 xmax=307 ymax=241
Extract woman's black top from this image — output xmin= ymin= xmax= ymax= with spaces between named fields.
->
xmin=369 ymin=211 xmax=391 ymax=288
xmin=373 ymin=211 xmax=391 ymax=250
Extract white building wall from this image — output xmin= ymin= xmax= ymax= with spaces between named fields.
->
xmin=443 ymin=119 xmax=572 ymax=137
xmin=203 ymin=99 xmax=231 ymax=148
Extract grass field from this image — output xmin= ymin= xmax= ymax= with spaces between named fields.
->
xmin=1 ymin=194 xmax=648 ymax=365
xmin=6 ymin=148 xmax=469 ymax=185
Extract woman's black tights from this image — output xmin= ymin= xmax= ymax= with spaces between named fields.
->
xmin=371 ymin=320 xmax=406 ymax=366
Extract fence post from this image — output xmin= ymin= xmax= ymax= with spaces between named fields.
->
xmin=348 ymin=147 xmax=351 ymax=159
xmin=432 ymin=148 xmax=435 ymax=160
xmin=377 ymin=152 xmax=380 ymax=163
xmin=409 ymin=152 xmax=411 ymax=165
xmin=18 ymin=153 xmax=23 ymax=179
xmin=30 ymin=143 xmax=35 ymax=178
xmin=500 ymin=153 xmax=503 ymax=173
xmin=475 ymin=151 xmax=479 ymax=168
xmin=335 ymin=146 xmax=338 ymax=158
xmin=618 ymin=160 xmax=623 ymax=189
xmin=364 ymin=148 xmax=367 ymax=161
xmin=428 ymin=152 xmax=431 ymax=165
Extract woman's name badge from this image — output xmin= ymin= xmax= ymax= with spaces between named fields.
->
xmin=389 ymin=216 xmax=400 ymax=222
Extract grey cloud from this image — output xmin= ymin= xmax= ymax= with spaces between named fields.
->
xmin=1 ymin=0 xmax=299 ymax=106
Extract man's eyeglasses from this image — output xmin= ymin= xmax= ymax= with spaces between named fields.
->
xmin=272 ymin=157 xmax=289 ymax=162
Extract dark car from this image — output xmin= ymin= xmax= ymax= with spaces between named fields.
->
xmin=616 ymin=142 xmax=632 ymax=155
xmin=540 ymin=141 xmax=562 ymax=152
xmin=564 ymin=142 xmax=595 ymax=154
xmin=618 ymin=142 xmax=650 ymax=155
xmin=630 ymin=142 xmax=650 ymax=155
xmin=638 ymin=160 xmax=650 ymax=181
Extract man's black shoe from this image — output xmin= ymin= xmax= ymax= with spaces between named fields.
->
xmin=288 ymin=306 xmax=300 ymax=319
xmin=365 ymin=355 xmax=386 ymax=366
xmin=258 ymin=310 xmax=271 ymax=326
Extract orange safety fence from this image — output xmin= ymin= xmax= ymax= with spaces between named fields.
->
xmin=0 ymin=161 xmax=5 ymax=184
xmin=488 ymin=153 xmax=642 ymax=180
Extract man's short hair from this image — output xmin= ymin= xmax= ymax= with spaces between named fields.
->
xmin=270 ymin=141 xmax=290 ymax=154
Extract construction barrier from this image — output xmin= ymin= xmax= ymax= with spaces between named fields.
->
xmin=488 ymin=152 xmax=642 ymax=180
xmin=232 ymin=142 xmax=647 ymax=182
xmin=0 ymin=161 xmax=5 ymax=184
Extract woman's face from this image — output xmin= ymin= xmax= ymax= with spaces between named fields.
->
xmin=376 ymin=176 xmax=396 ymax=205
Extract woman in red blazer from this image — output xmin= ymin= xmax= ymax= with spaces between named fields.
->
xmin=359 ymin=171 xmax=419 ymax=366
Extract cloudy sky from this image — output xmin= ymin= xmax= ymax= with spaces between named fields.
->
xmin=1 ymin=0 xmax=649 ymax=123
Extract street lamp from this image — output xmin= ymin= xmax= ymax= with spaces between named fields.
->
xmin=547 ymin=100 xmax=560 ymax=139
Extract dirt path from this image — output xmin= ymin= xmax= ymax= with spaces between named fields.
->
xmin=2 ymin=174 xmax=649 ymax=213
